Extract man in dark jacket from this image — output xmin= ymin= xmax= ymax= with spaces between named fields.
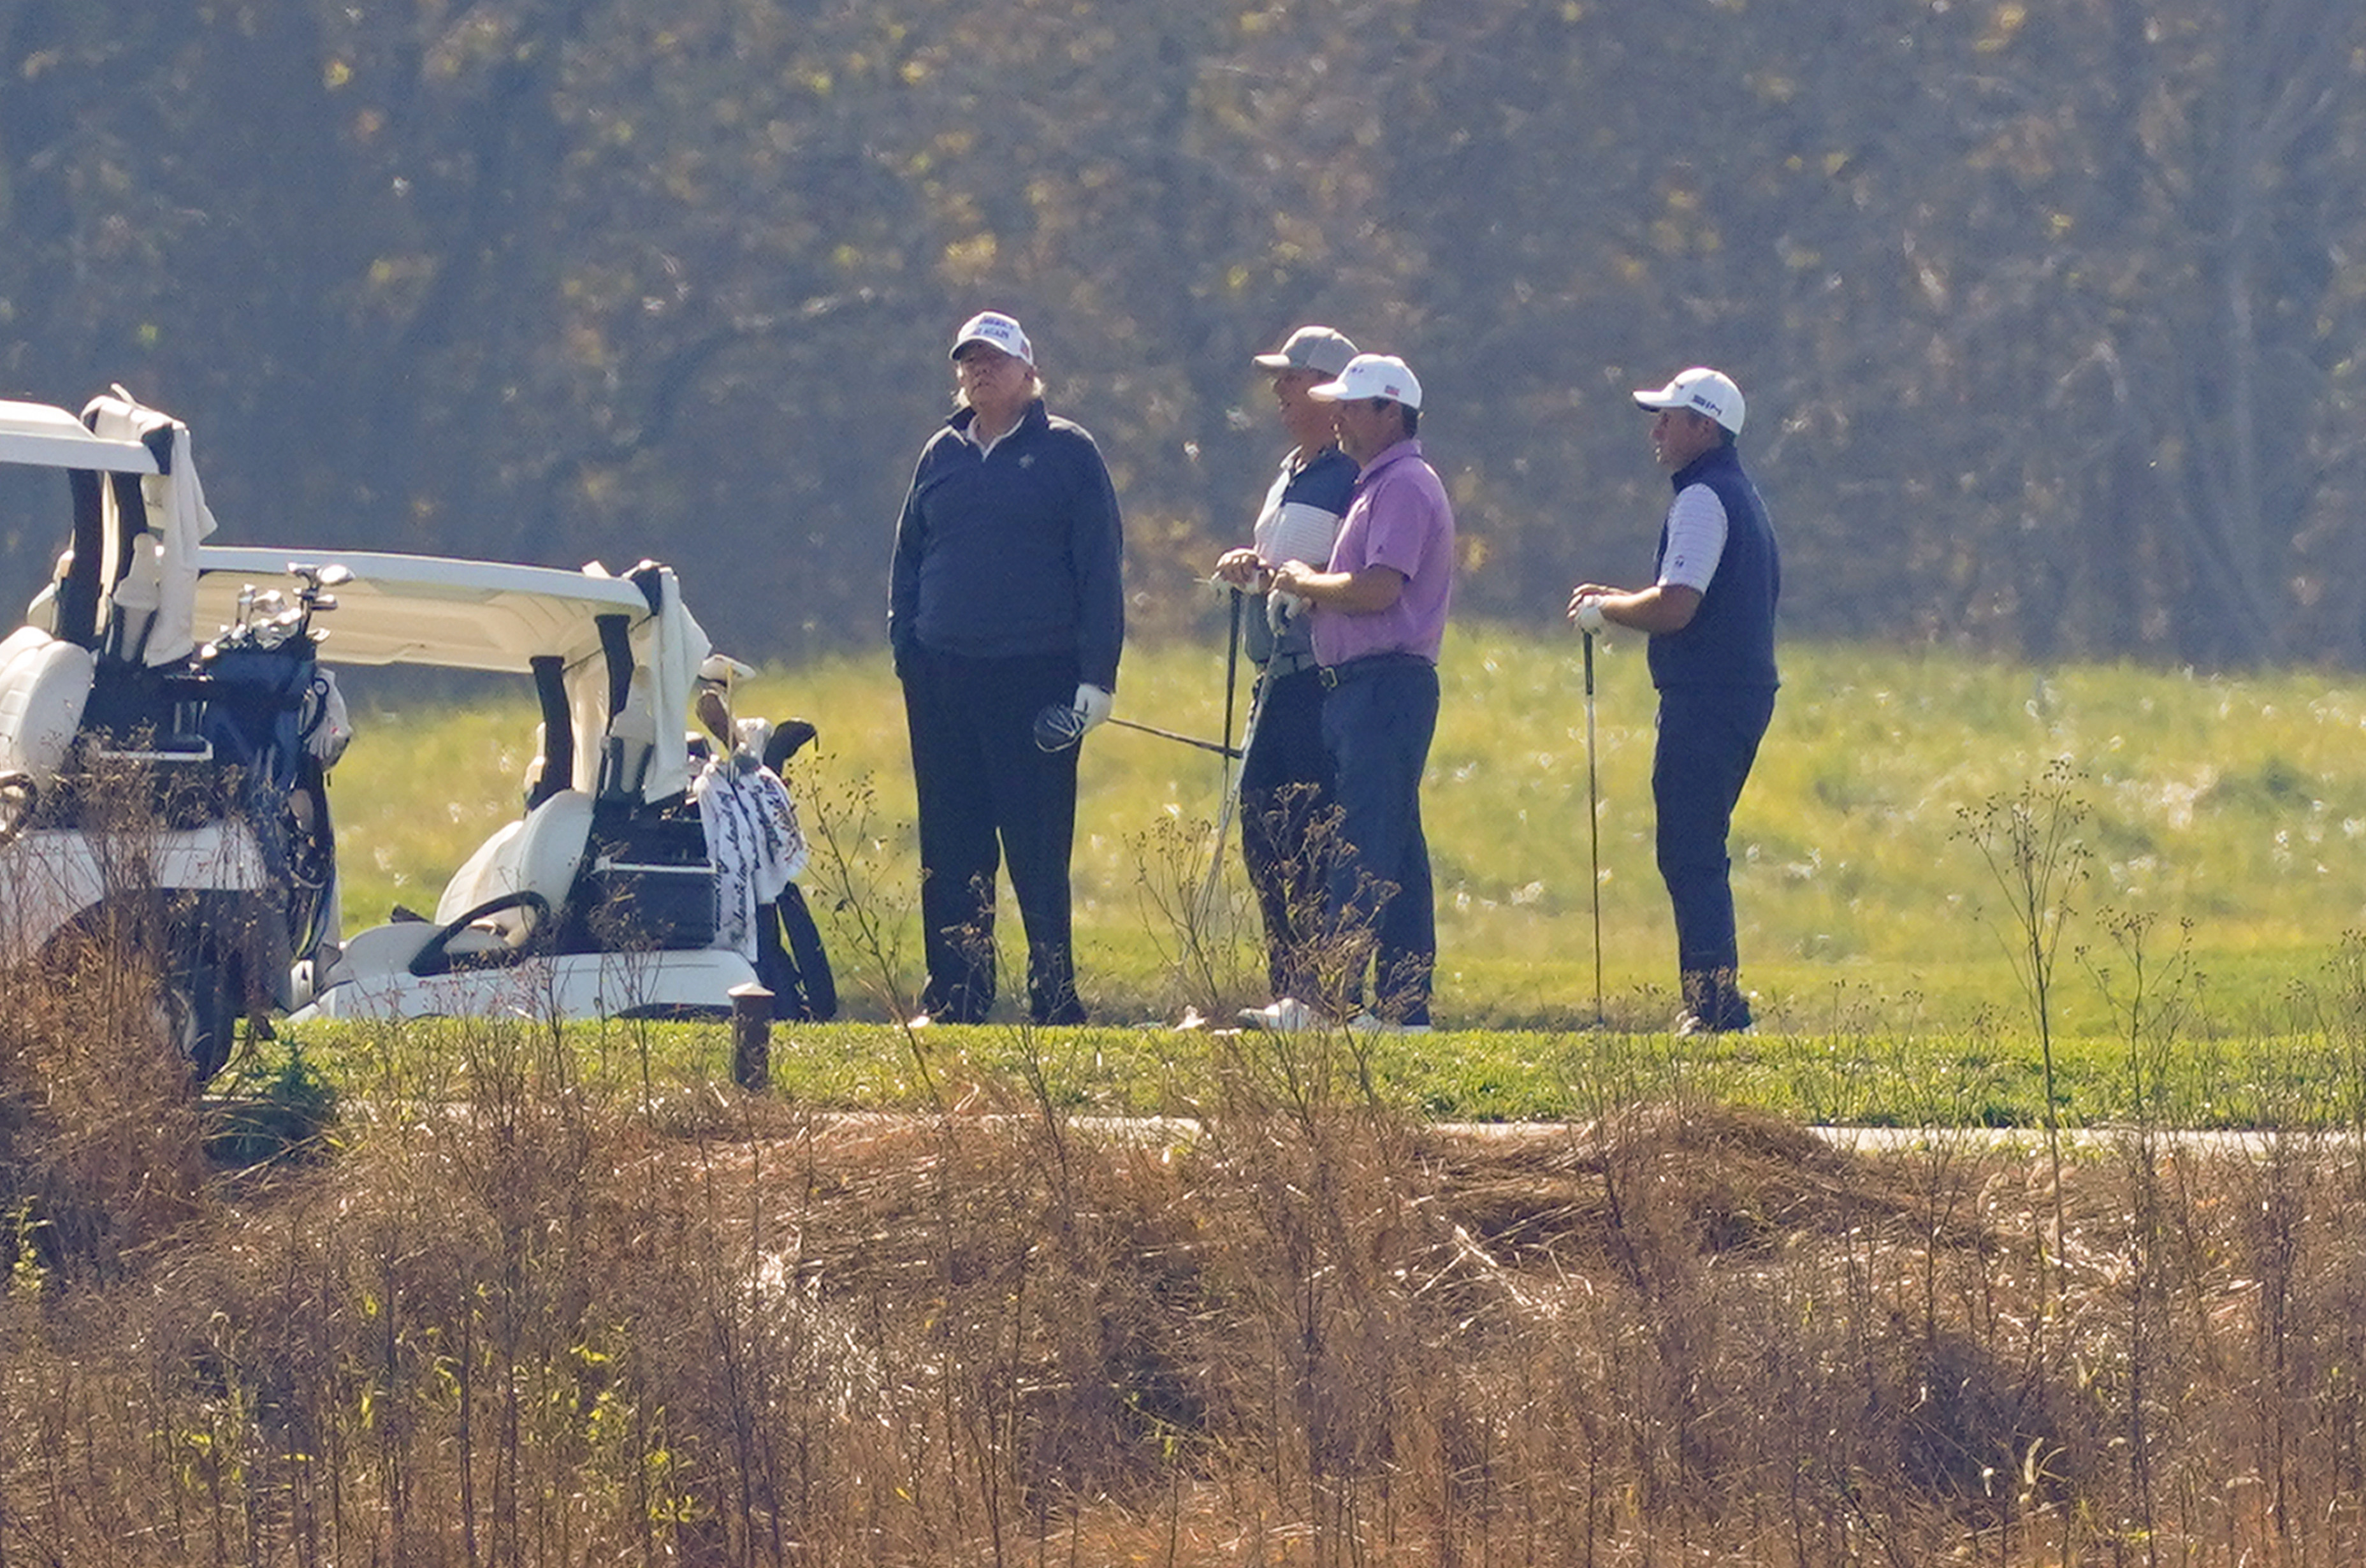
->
xmin=889 ymin=310 xmax=1124 ymax=1025
xmin=1569 ymin=366 xmax=1779 ymax=1034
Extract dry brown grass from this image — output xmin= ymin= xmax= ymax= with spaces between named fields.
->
xmin=0 ymin=931 xmax=211 ymax=1285
xmin=9 ymin=1008 xmax=2366 ymax=1564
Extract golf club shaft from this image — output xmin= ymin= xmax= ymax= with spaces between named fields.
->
xmin=1194 ymin=658 xmax=1270 ymax=924
xmin=1584 ymin=631 xmax=1604 ymax=1020
xmin=1222 ymin=588 xmax=1242 ymax=781
xmin=1110 ymin=715 xmax=1242 ymax=759
xmin=1196 ymin=590 xmax=1250 ymax=926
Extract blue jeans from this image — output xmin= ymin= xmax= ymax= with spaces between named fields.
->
xmin=1319 ymin=656 xmax=1438 ymax=1024
xmin=1652 ymin=684 xmax=1776 ymax=979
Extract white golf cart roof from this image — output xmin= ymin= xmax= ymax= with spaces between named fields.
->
xmin=1 ymin=390 xmax=217 ymax=672
xmin=194 ymin=547 xmax=667 ymax=674
xmin=192 ymin=546 xmax=715 ymax=803
xmin=0 ymin=397 xmax=161 ymax=474
xmin=0 ymin=388 xmax=715 ymax=804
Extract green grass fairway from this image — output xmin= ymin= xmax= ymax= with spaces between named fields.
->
xmin=319 ymin=625 xmax=2366 ymax=1047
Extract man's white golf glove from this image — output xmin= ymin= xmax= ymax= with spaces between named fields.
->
xmin=1268 ymin=588 xmax=1309 ymax=634
xmin=1074 ymin=683 xmax=1114 ymax=732
xmin=1571 ymin=597 xmax=1608 ymax=636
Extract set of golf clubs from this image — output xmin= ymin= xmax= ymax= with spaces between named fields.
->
xmin=206 ymin=561 xmax=351 ymax=656
xmin=1034 ymin=583 xmax=1615 ymax=1023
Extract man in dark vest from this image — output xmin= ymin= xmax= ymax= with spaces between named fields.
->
xmin=1569 ymin=366 xmax=1779 ymax=1034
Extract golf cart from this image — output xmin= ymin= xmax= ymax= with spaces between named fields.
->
xmin=0 ymin=389 xmax=309 ymax=1081
xmin=203 ymin=547 xmax=827 ymax=1031
xmin=0 ymin=388 xmax=827 ymax=1082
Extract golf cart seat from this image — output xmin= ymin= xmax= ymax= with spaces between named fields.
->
xmin=406 ymin=787 xmax=595 ymax=975
xmin=0 ymin=626 xmax=96 ymax=789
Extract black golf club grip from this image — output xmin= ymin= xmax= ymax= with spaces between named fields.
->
xmin=1033 ymin=701 xmax=1086 ymax=752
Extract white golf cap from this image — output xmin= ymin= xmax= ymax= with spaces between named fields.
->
xmin=1633 ymin=366 xmax=1744 ymax=435
xmin=1309 ymin=352 xmax=1423 ymax=410
xmin=697 ymin=653 xmax=755 ymax=685
xmin=949 ymin=310 xmax=1034 ymax=367
xmin=1252 ymin=324 xmax=1359 ymax=377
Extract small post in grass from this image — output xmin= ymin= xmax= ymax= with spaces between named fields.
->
xmin=729 ymin=982 xmax=773 ymax=1091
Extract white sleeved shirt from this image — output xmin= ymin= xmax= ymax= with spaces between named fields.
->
xmin=1657 ymin=483 xmax=1729 ymax=593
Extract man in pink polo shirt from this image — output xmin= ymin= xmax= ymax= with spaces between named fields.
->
xmin=1245 ymin=352 xmax=1454 ymax=1033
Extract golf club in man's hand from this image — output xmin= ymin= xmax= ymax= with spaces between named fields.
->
xmin=1033 ymin=683 xmax=1114 ymax=753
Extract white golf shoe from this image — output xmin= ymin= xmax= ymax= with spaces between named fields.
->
xmin=1348 ymin=1012 xmax=1432 ymax=1036
xmin=1238 ymin=997 xmax=1325 ymax=1031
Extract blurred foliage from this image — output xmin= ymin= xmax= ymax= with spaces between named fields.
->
xmin=1 ymin=0 xmax=2361 ymax=667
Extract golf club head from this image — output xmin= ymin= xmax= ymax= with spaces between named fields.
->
xmin=1033 ymin=701 xmax=1086 ymax=753
xmin=761 ymin=717 xmax=819 ymax=773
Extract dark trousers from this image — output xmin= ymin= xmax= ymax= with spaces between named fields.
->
xmin=1318 ymin=657 xmax=1438 ymax=1024
xmin=1238 ymin=667 xmax=1334 ymax=1001
xmin=901 ymin=647 xmax=1084 ymax=1024
xmin=1652 ymin=684 xmax=1776 ymax=980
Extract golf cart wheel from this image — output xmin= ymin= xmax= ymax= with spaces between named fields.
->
xmin=0 ymin=770 xmax=33 ymax=850
xmin=409 ymin=890 xmax=555 ymax=977
xmin=164 ymin=943 xmax=240 ymax=1086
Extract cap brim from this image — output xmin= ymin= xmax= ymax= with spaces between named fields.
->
xmin=952 ymin=335 xmax=1030 ymax=365
xmin=1251 ymin=352 xmax=1295 ymax=369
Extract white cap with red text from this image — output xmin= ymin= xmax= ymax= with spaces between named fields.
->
xmin=949 ymin=311 xmax=1034 ymax=367
xmin=1307 ymin=352 xmax=1423 ymax=410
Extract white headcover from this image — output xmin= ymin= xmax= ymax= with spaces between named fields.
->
xmin=80 ymin=395 xmax=217 ymax=667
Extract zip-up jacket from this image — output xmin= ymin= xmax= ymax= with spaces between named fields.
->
xmin=889 ymin=398 xmax=1126 ymax=689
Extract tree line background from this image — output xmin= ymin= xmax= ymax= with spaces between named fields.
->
xmin=1 ymin=0 xmax=2360 ymax=669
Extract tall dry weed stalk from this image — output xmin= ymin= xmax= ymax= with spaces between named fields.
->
xmin=1958 ymin=757 xmax=2091 ymax=1307
xmin=792 ymin=772 xmax=918 ymax=1026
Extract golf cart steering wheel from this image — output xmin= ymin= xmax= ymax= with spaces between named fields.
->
xmin=0 ymin=771 xmax=33 ymax=851
xmin=409 ymin=890 xmax=555 ymax=977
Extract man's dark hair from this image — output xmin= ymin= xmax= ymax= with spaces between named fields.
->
xmin=1358 ymin=395 xmax=1418 ymax=438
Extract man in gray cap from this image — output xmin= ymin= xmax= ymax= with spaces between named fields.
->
xmin=1213 ymin=325 xmax=1361 ymax=1013
xmin=1569 ymin=365 xmax=1780 ymax=1035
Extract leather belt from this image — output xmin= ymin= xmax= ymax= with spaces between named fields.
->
xmin=1318 ymin=651 xmax=1432 ymax=689
xmin=1259 ymin=650 xmax=1321 ymax=681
